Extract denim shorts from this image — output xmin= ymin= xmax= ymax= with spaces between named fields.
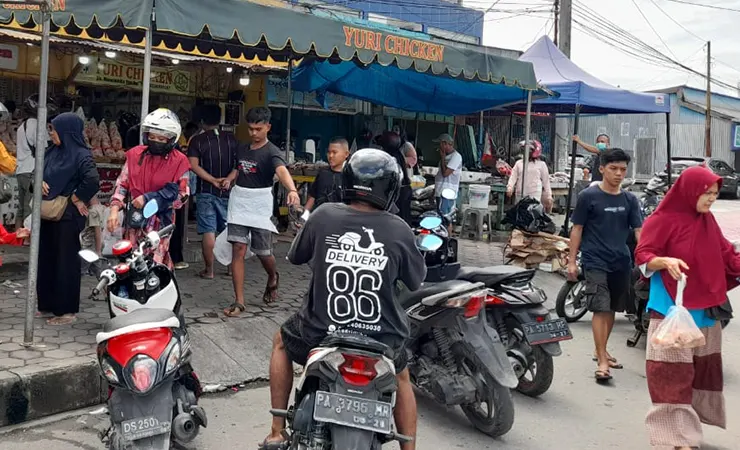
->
xmin=196 ymin=193 xmax=228 ymax=234
xmin=437 ymin=197 xmax=456 ymax=215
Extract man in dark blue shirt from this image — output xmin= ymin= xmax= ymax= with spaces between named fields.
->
xmin=568 ymin=148 xmax=642 ymax=383
xmin=187 ymin=104 xmax=238 ymax=279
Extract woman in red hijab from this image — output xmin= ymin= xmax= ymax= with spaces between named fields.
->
xmin=107 ymin=109 xmax=190 ymax=268
xmin=635 ymin=166 xmax=740 ymax=449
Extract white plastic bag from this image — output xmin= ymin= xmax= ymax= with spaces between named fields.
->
xmin=101 ymin=207 xmax=124 ymax=256
xmin=651 ymin=275 xmax=706 ymax=349
xmin=214 ymin=229 xmax=253 ymax=266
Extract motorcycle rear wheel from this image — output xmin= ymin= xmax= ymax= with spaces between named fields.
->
xmin=454 ymin=343 xmax=515 ymax=438
xmin=555 ymin=281 xmax=588 ymax=323
xmin=514 ymin=345 xmax=554 ymax=398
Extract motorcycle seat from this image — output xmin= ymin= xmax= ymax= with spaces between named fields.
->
xmin=399 ymin=279 xmax=475 ymax=310
xmin=96 ymin=308 xmax=180 ymax=344
xmin=456 ymin=265 xmax=535 ymax=286
xmin=320 ymin=334 xmax=394 ymax=359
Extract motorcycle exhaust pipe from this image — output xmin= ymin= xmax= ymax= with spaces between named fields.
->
xmin=171 ymin=412 xmax=198 ymax=443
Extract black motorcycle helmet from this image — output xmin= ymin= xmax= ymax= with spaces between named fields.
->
xmin=342 ymin=148 xmax=403 ymax=211
xmin=22 ymin=94 xmax=59 ymax=120
xmin=375 ymin=130 xmax=403 ymax=154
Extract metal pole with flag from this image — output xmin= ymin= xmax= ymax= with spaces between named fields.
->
xmin=22 ymin=0 xmax=51 ymax=345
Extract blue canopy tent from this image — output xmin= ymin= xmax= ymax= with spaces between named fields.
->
xmin=510 ymin=36 xmax=672 ymax=234
xmin=291 ymin=58 xmax=545 ymax=116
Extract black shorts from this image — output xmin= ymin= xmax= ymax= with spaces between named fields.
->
xmin=584 ymin=269 xmax=630 ymax=313
xmin=280 ymin=314 xmax=407 ymax=373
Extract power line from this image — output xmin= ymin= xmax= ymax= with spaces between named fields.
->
xmin=630 ymin=0 xmax=678 ymax=60
xmin=661 ymin=0 xmax=740 ymax=13
xmin=646 ymin=0 xmax=704 ymax=42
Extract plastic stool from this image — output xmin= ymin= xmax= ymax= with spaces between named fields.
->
xmin=461 ymin=208 xmax=493 ymax=242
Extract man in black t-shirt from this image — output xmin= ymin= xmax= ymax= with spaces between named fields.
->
xmin=220 ymin=107 xmax=299 ymax=317
xmin=304 ymin=137 xmax=349 ymax=211
xmin=261 ymin=149 xmax=425 ymax=450
xmin=568 ymin=148 xmax=642 ymax=383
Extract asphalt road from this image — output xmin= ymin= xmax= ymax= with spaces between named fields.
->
xmin=3 ymin=289 xmax=740 ymax=450
xmin=4 ymin=199 xmax=740 ymax=449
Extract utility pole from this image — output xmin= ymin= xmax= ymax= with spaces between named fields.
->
xmin=559 ymin=0 xmax=572 ymax=57
xmin=705 ymin=41 xmax=712 ymax=157
xmin=553 ymin=0 xmax=560 ymax=46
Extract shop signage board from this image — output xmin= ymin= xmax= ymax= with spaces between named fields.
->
xmin=732 ymin=123 xmax=740 ymax=152
xmin=96 ymin=163 xmax=122 ymax=205
xmin=342 ymin=26 xmax=445 ymax=64
xmin=267 ymin=76 xmax=358 ymax=114
xmin=0 ymin=44 xmax=18 ymax=71
xmin=75 ymin=57 xmax=195 ymax=96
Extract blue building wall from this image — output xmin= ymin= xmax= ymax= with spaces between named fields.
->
xmin=314 ymin=0 xmax=484 ymax=39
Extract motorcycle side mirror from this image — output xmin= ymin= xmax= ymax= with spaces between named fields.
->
xmin=143 ymin=199 xmax=159 ymax=219
xmin=441 ymin=188 xmax=457 ymax=200
xmin=419 ymin=216 xmax=443 ymax=230
xmin=78 ymin=249 xmax=100 ymax=263
xmin=417 ymin=234 xmax=444 ymax=252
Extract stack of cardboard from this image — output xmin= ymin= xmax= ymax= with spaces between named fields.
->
xmin=506 ymin=230 xmax=570 ymax=271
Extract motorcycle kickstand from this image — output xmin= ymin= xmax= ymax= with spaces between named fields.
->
xmin=626 ymin=329 xmax=642 ymax=348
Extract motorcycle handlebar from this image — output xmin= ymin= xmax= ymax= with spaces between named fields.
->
xmin=158 ymin=224 xmax=175 ymax=238
xmin=92 ymin=276 xmax=110 ymax=296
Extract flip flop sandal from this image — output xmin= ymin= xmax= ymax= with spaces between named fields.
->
xmin=47 ymin=316 xmax=77 ymax=326
xmin=594 ymin=369 xmax=613 ymax=382
xmin=224 ymin=303 xmax=246 ymax=317
xmin=257 ymin=439 xmax=288 ymax=450
xmin=263 ymin=273 xmax=280 ymax=304
xmin=592 ymin=356 xmax=624 ymax=369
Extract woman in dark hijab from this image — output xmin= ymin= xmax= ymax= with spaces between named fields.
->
xmin=38 ymin=112 xmax=100 ymax=325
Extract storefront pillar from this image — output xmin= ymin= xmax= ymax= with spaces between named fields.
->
xmin=285 ymin=58 xmax=293 ymax=161
xmin=139 ymin=8 xmax=154 ymax=141
xmin=520 ymin=90 xmax=533 ymax=199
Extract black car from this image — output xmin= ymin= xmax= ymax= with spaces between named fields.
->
xmin=668 ymin=157 xmax=740 ymax=199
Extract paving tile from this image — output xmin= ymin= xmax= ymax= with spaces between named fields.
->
xmin=59 ymin=342 xmax=90 ymax=352
xmin=0 ymin=357 xmax=24 ymax=368
xmin=43 ymin=350 xmax=78 ymax=360
xmin=74 ymin=335 xmax=98 ymax=345
xmin=9 ymin=349 xmax=43 ymax=360
xmin=0 ymin=343 xmax=23 ymax=352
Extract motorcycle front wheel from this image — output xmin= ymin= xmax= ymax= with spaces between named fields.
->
xmin=555 ymin=280 xmax=588 ymax=323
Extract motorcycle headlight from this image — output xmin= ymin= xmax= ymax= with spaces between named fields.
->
xmin=127 ymin=356 xmax=158 ymax=393
xmin=101 ymin=358 xmax=119 ymax=384
xmin=165 ymin=342 xmax=181 ymax=374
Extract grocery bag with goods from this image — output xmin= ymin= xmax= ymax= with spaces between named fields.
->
xmin=651 ymin=275 xmax=706 ymax=349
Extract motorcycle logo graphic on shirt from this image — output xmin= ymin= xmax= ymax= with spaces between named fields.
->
xmin=324 ymin=227 xmax=388 ymax=330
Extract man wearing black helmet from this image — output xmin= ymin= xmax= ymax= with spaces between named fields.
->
xmin=259 ymin=148 xmax=426 ymax=450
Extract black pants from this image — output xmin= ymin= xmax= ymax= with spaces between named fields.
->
xmin=396 ymin=185 xmax=412 ymax=226
xmin=170 ymin=207 xmax=185 ymax=264
xmin=37 ymin=215 xmax=84 ymax=316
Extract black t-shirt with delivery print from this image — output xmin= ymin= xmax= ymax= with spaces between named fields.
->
xmin=288 ymin=203 xmax=426 ymax=351
xmin=235 ymin=141 xmax=286 ymax=189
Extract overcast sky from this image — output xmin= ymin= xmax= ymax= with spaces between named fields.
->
xmin=470 ymin=0 xmax=740 ymax=96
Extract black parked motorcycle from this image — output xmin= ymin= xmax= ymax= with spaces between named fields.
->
xmin=402 ymin=234 xmax=518 ymax=437
xmin=415 ymin=216 xmax=571 ymax=398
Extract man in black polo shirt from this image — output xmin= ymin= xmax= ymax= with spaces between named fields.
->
xmin=188 ymin=104 xmax=238 ymax=279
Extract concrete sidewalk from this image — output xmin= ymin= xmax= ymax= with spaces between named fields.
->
xmin=0 ymin=236 xmax=564 ymax=427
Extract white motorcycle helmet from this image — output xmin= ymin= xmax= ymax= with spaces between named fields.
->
xmin=141 ymin=108 xmax=182 ymax=156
